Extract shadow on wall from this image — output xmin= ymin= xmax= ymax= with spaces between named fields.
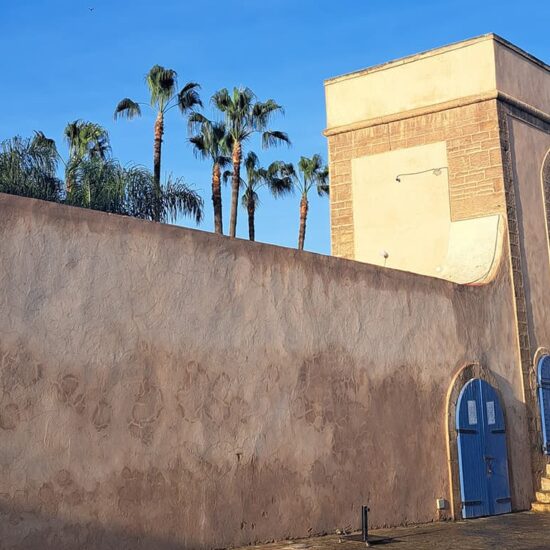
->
xmin=0 ymin=500 xmax=183 ymax=550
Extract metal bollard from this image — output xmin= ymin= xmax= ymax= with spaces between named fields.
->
xmin=362 ymin=505 xmax=370 ymax=546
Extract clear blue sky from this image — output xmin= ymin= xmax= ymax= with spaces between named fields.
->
xmin=1 ymin=0 xmax=549 ymax=254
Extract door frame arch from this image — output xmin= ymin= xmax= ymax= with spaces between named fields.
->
xmin=445 ymin=363 xmax=510 ymax=519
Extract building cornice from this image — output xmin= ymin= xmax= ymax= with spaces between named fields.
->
xmin=324 ymin=91 xmax=550 ymax=137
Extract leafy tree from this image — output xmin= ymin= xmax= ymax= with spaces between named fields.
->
xmin=0 ymin=133 xmax=62 ymax=201
xmin=188 ymin=114 xmax=231 ymax=234
xmin=278 ymin=155 xmax=329 ymax=250
xmin=239 ymin=152 xmax=292 ymax=241
xmin=212 ymin=87 xmax=290 ymax=238
xmin=114 ymin=65 xmax=201 ymax=221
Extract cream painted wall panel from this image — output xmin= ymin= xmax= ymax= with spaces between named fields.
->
xmin=352 ymin=142 xmax=451 ymax=277
xmin=325 ymin=39 xmax=497 ymax=129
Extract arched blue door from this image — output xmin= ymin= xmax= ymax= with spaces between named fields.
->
xmin=537 ymin=355 xmax=550 ymax=454
xmin=456 ymin=378 xmax=511 ymax=518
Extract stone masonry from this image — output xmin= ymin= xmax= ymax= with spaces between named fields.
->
xmin=327 ymin=99 xmax=505 ymax=259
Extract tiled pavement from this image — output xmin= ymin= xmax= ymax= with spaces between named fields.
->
xmin=233 ymin=512 xmax=550 ymax=550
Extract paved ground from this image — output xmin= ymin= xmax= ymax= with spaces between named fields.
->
xmin=234 ymin=512 xmax=550 ymax=550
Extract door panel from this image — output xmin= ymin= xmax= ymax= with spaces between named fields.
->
xmin=538 ymin=356 xmax=550 ymax=455
xmin=456 ymin=378 xmax=511 ymax=518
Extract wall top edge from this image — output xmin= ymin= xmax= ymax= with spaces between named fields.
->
xmin=324 ymin=33 xmax=549 ymax=88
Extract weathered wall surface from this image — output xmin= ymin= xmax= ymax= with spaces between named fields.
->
xmin=500 ymin=110 xmax=550 ymax=479
xmin=0 ymin=194 xmax=532 ymax=549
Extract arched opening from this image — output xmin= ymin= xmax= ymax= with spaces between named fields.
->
xmin=446 ymin=364 xmax=513 ymax=519
xmin=456 ymin=378 xmax=512 ymax=518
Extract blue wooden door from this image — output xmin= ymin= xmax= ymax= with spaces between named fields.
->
xmin=456 ymin=378 xmax=512 ymax=518
xmin=537 ymin=355 xmax=550 ymax=454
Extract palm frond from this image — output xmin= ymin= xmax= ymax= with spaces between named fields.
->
xmin=0 ymin=135 xmax=62 ymax=202
xmin=211 ymin=88 xmax=231 ymax=112
xmin=163 ymin=176 xmax=203 ymax=224
xmin=189 ymin=134 xmax=207 ymax=158
xmin=316 ymin=166 xmax=330 ymax=196
xmin=114 ymin=98 xmax=142 ymax=120
xmin=146 ymin=65 xmax=178 ymax=110
xmin=252 ymin=99 xmax=284 ymax=130
xmin=241 ymin=187 xmax=259 ymax=209
xmin=177 ymin=82 xmax=202 ymax=114
xmin=187 ymin=111 xmax=209 ymax=133
xmin=262 ymin=130 xmax=291 ymax=149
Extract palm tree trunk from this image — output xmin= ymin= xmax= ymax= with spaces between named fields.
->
xmin=229 ymin=140 xmax=242 ymax=238
xmin=247 ymin=202 xmax=255 ymax=241
xmin=65 ymin=169 xmax=73 ymax=196
xmin=212 ymin=161 xmax=223 ymax=234
xmin=298 ymin=194 xmax=308 ymax=250
xmin=153 ymin=110 xmax=164 ymax=222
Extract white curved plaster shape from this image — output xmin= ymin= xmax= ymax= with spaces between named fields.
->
xmin=438 ymin=215 xmax=502 ymax=285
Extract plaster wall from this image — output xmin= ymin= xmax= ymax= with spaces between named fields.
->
xmin=0 ymin=194 xmax=532 ymax=549
xmin=507 ymin=118 xmax=550 ymax=361
xmin=325 ymin=37 xmax=496 ymax=130
xmin=350 ymin=142 xmax=502 ymax=282
xmin=495 ymin=43 xmax=550 ymax=118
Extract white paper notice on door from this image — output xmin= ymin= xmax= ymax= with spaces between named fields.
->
xmin=486 ymin=401 xmax=496 ymax=425
xmin=467 ymin=400 xmax=477 ymax=425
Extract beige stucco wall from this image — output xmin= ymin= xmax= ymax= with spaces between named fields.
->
xmin=495 ymin=42 xmax=550 ymax=119
xmin=0 ymin=194 xmax=533 ymax=549
xmin=325 ymin=36 xmax=497 ymax=130
xmin=507 ymin=118 xmax=550 ymax=358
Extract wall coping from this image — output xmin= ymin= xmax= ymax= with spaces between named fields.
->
xmin=0 ymin=193 xmax=493 ymax=289
xmin=324 ymin=33 xmax=549 ymax=87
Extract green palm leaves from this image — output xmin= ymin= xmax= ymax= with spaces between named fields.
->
xmin=0 ymin=134 xmax=63 ymax=201
xmin=66 ymin=159 xmax=203 ymax=223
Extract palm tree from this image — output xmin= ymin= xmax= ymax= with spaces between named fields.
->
xmin=114 ymin=65 xmax=202 ymax=221
xmin=278 ymin=155 xmax=329 ymax=250
xmin=68 ymin=159 xmax=203 ymax=224
xmin=211 ymin=87 xmax=290 ymax=238
xmin=188 ymin=114 xmax=231 ymax=234
xmin=64 ymin=120 xmax=111 ymax=193
xmin=66 ymin=157 xmax=125 ymax=211
xmin=0 ymin=133 xmax=62 ymax=201
xmin=240 ymin=152 xmax=292 ymax=241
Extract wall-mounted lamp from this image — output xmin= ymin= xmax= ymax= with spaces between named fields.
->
xmin=395 ymin=166 xmax=448 ymax=182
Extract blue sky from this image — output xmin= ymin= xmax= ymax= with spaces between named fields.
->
xmin=1 ymin=0 xmax=549 ymax=254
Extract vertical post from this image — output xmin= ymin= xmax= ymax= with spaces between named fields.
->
xmin=362 ymin=505 xmax=370 ymax=545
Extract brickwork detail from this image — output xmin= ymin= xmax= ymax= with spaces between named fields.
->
xmin=328 ymin=100 xmax=505 ymax=259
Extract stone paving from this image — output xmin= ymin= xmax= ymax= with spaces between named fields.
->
xmin=233 ymin=512 xmax=550 ymax=550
